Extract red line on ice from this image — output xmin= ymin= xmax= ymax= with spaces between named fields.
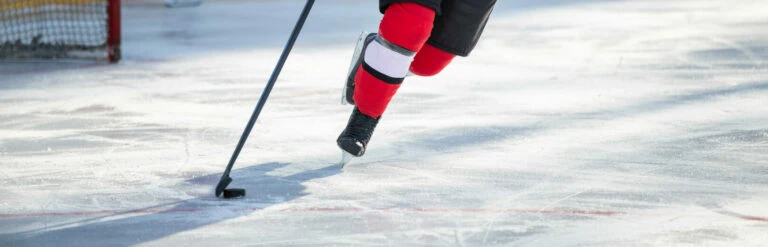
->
xmin=735 ymin=215 xmax=768 ymax=222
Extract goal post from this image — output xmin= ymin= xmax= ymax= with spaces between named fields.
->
xmin=0 ymin=0 xmax=121 ymax=63
xmin=107 ymin=0 xmax=120 ymax=62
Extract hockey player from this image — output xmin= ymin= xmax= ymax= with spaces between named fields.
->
xmin=337 ymin=0 xmax=497 ymax=157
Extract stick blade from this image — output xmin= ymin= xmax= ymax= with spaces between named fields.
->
xmin=223 ymin=188 xmax=246 ymax=199
xmin=215 ymin=176 xmax=232 ymax=197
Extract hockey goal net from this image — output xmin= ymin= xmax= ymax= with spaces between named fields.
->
xmin=0 ymin=0 xmax=120 ymax=62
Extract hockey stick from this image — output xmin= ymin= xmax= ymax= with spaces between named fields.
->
xmin=215 ymin=0 xmax=316 ymax=198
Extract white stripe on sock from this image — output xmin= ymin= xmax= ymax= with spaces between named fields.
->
xmin=363 ymin=40 xmax=414 ymax=79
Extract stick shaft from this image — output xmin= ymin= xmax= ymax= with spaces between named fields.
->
xmin=217 ymin=0 xmax=315 ymax=188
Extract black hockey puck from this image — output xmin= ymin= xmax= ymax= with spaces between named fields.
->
xmin=223 ymin=188 xmax=246 ymax=198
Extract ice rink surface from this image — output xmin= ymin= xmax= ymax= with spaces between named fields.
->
xmin=1 ymin=0 xmax=767 ymax=246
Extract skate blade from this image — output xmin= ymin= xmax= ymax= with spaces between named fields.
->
xmin=341 ymin=31 xmax=370 ymax=106
xmin=341 ymin=89 xmax=349 ymax=105
xmin=339 ymin=151 xmax=355 ymax=169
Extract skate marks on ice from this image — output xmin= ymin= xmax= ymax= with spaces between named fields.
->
xmin=0 ymin=103 xmax=189 ymax=156
xmin=373 ymin=78 xmax=768 ymax=163
xmin=1 ymin=0 xmax=768 ymax=245
xmin=0 ymin=162 xmax=341 ymax=246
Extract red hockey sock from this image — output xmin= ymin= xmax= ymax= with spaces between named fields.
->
xmin=378 ymin=3 xmax=435 ymax=52
xmin=353 ymin=3 xmax=436 ymax=118
xmin=410 ymin=44 xmax=456 ymax=77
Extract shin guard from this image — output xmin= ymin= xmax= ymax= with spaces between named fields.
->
xmin=353 ymin=3 xmax=436 ymax=118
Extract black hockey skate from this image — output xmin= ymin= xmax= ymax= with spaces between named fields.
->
xmin=337 ymin=107 xmax=380 ymax=158
xmin=342 ymin=32 xmax=377 ymax=105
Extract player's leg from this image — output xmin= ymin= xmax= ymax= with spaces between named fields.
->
xmin=409 ymin=44 xmax=456 ymax=77
xmin=354 ymin=2 xmax=437 ymax=118
xmin=338 ymin=1 xmax=439 ymax=157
